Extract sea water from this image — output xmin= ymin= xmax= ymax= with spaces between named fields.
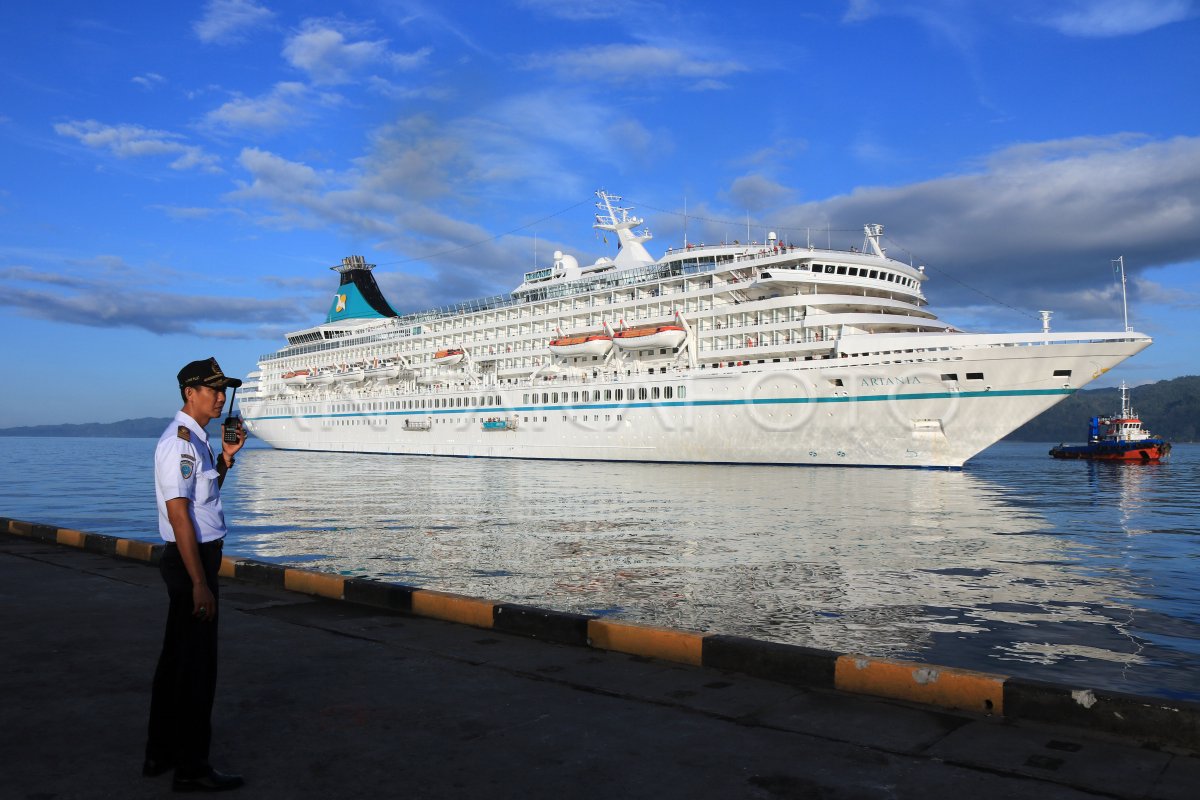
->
xmin=2 ymin=436 xmax=1197 ymax=700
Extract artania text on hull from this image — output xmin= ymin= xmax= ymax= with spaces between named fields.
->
xmin=239 ymin=191 xmax=1149 ymax=468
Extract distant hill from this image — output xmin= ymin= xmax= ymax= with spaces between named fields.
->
xmin=0 ymin=417 xmax=174 ymax=438
xmin=1006 ymin=375 xmax=1200 ymax=443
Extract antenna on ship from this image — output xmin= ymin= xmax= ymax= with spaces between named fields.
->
xmin=1113 ymin=256 xmax=1132 ymax=332
xmin=1119 ymin=381 xmax=1133 ymax=419
xmin=1111 ymin=256 xmax=1134 ymax=419
xmin=683 ymin=195 xmax=688 ymax=249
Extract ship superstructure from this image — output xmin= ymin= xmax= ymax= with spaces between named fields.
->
xmin=239 ymin=191 xmax=1151 ymax=467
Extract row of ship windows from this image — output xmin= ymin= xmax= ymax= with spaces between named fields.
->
xmin=826 ymin=369 xmax=1070 ymax=388
xmin=804 ymin=263 xmax=918 ymax=289
xmin=323 ymin=415 xmax=624 ymax=426
xmin=523 ymin=386 xmax=686 ymax=403
xmin=562 ymin=347 xmax=675 ymax=362
xmin=295 ymin=386 xmax=690 ymax=414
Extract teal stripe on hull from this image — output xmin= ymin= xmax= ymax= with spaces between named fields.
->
xmin=245 ymin=387 xmax=1075 ymax=423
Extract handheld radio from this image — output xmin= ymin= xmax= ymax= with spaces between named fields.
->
xmin=222 ymin=386 xmax=240 ymax=444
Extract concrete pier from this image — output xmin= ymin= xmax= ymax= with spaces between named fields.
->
xmin=2 ymin=524 xmax=1197 ymax=799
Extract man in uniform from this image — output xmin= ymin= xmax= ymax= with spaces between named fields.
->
xmin=145 ymin=357 xmax=246 ymax=792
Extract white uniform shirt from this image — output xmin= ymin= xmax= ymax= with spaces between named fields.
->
xmin=154 ymin=411 xmax=228 ymax=543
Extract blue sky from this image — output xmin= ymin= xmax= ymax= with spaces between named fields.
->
xmin=2 ymin=0 xmax=1198 ymax=426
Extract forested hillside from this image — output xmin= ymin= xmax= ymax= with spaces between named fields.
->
xmin=1007 ymin=375 xmax=1200 ymax=442
xmin=0 ymin=417 xmax=174 ymax=438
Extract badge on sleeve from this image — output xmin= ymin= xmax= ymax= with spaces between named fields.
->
xmin=180 ymin=453 xmax=197 ymax=480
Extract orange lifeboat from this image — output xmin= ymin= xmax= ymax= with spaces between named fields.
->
xmin=434 ymin=348 xmax=465 ymax=365
xmin=548 ymin=333 xmax=613 ymax=357
xmin=282 ymin=369 xmax=310 ymax=387
xmin=612 ymin=325 xmax=686 ymax=349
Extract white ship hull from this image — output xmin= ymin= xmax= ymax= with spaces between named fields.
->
xmin=244 ymin=334 xmax=1148 ymax=468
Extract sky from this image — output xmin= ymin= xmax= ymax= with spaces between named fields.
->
xmin=1 ymin=0 xmax=1198 ymax=426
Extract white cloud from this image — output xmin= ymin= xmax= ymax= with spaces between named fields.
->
xmin=131 ymin=72 xmax=166 ymax=90
xmin=53 ymin=120 xmax=221 ymax=173
xmin=229 ymin=147 xmax=327 ymax=201
xmin=220 ymin=131 xmax=546 ymax=303
xmin=527 ymin=43 xmax=747 ymax=89
xmin=194 ymin=0 xmax=274 ymax=45
xmin=203 ymin=82 xmax=326 ymax=133
xmin=1135 ymin=276 xmax=1200 ymax=309
xmin=366 ymin=76 xmax=449 ymax=101
xmin=738 ymin=138 xmax=809 ymax=169
xmin=850 ymin=131 xmax=902 ymax=164
xmin=764 ymin=134 xmax=1200 ymax=327
xmin=519 ymin=0 xmax=649 ymax=21
xmin=390 ymin=46 xmax=434 ymax=71
xmin=842 ymin=0 xmax=879 ymax=23
xmin=353 ymin=116 xmax=477 ymax=201
xmin=151 ymin=204 xmax=244 ymax=221
xmin=848 ymin=0 xmax=1193 ymax=40
xmin=282 ymin=19 xmax=431 ymax=85
xmin=725 ymin=175 xmax=794 ymax=212
xmin=1039 ymin=0 xmax=1192 ymax=37
xmin=485 ymin=92 xmax=662 ymax=174
xmin=2 ymin=259 xmax=303 ymax=337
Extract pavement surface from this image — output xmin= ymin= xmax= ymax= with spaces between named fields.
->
xmin=2 ymin=532 xmax=1197 ymax=800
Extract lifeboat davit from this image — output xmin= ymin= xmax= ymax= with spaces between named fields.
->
xmin=548 ymin=334 xmax=613 ymax=357
xmin=434 ymin=348 xmax=465 ymax=365
xmin=612 ymin=325 xmax=686 ymax=349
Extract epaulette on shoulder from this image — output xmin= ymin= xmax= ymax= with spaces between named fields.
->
xmin=177 ymin=425 xmax=191 ymax=442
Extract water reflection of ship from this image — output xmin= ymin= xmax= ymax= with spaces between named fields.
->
xmin=224 ymin=449 xmax=1132 ymax=660
xmin=1085 ymin=458 xmax=1161 ymax=536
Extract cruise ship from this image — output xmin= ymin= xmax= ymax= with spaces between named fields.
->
xmin=239 ymin=191 xmax=1150 ymax=468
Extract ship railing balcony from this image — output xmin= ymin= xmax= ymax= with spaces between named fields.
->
xmin=706 ymin=336 xmax=835 ymax=351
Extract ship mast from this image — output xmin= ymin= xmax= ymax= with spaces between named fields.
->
xmin=862 ymin=224 xmax=886 ymax=258
xmin=1114 ymin=256 xmax=1132 ymax=333
xmin=1113 ymin=256 xmax=1132 ymax=418
xmin=593 ymin=190 xmax=655 ymax=269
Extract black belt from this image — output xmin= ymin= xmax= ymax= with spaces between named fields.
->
xmin=164 ymin=538 xmax=224 ymax=550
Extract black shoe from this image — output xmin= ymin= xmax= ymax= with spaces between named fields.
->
xmin=143 ymin=757 xmax=173 ymax=777
xmin=172 ymin=767 xmax=244 ymax=792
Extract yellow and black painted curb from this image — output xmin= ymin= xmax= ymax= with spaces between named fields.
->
xmin=4 ymin=516 xmax=1197 ymax=753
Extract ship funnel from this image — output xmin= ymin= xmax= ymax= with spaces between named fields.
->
xmin=326 ymin=255 xmax=398 ymax=323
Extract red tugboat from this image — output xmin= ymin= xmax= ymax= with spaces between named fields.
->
xmin=1049 ymin=383 xmax=1171 ymax=462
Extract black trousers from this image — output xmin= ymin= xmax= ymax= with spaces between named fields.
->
xmin=146 ymin=539 xmax=223 ymax=775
